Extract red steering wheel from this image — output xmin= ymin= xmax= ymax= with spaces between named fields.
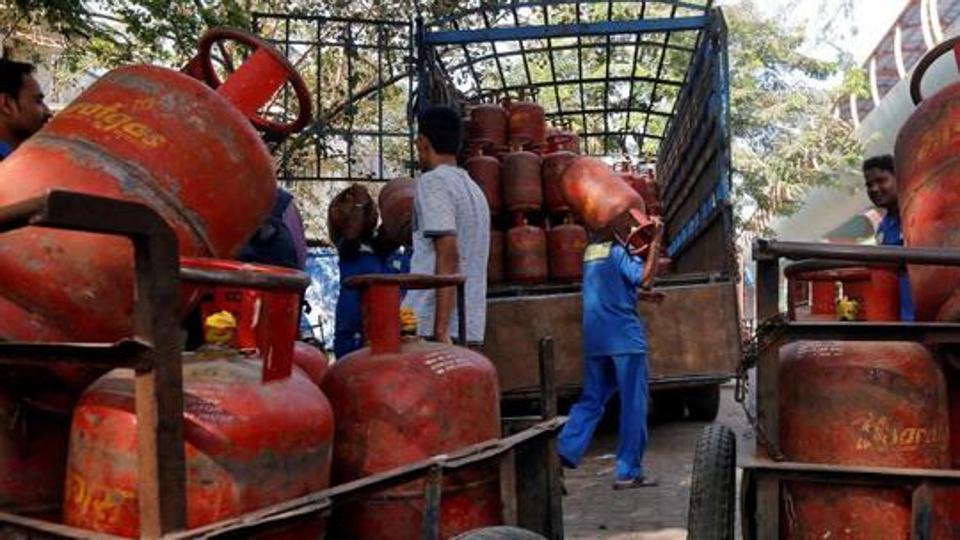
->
xmin=195 ymin=27 xmax=313 ymax=139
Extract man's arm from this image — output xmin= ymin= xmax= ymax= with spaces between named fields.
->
xmin=432 ymin=234 xmax=459 ymax=343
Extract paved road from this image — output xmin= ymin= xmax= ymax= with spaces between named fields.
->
xmin=562 ymin=385 xmax=751 ymax=539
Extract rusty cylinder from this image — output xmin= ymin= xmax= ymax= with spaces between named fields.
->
xmin=542 ymin=135 xmax=577 ymax=214
xmin=779 ymin=341 xmax=949 ymax=539
xmin=377 ymin=178 xmax=414 ymax=246
xmin=504 ymin=98 xmax=545 ymax=148
xmin=469 ymin=104 xmax=508 ymax=148
xmin=507 ymin=218 xmax=547 ymax=284
xmin=465 ymin=148 xmax=503 ymax=215
xmin=547 ymin=221 xmax=587 ymax=282
xmin=561 ymin=157 xmax=660 ymax=257
xmin=503 ymin=146 xmax=542 ymax=212
xmin=896 ymin=36 xmax=960 ymax=321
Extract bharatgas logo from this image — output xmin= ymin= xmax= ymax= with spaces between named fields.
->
xmin=60 ymin=99 xmax=167 ymax=148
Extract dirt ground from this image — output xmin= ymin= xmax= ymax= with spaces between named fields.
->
xmin=561 ymin=384 xmax=751 ymax=539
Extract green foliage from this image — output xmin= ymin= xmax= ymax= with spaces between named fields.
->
xmin=727 ymin=1 xmax=863 ymax=236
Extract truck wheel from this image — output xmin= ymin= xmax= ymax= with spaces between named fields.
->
xmin=687 ymin=424 xmax=736 ymax=540
xmin=452 ymin=526 xmax=547 ymax=539
xmin=686 ymin=384 xmax=721 ymax=422
xmin=652 ymin=389 xmax=685 ymax=422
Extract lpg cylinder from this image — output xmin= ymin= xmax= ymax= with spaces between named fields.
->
xmin=329 ymin=184 xmax=379 ymax=248
xmin=488 ymin=229 xmax=505 ymax=285
xmin=779 ymin=341 xmax=949 ymax=539
xmin=182 ymin=258 xmax=307 ymax=379
xmin=548 ymin=220 xmax=587 ymax=282
xmin=895 ymin=36 xmax=960 ymax=321
xmin=65 ymin=349 xmax=334 ymax=537
xmin=784 ymin=262 xmax=900 ymax=322
xmin=0 ymin=29 xmax=312 ymax=401
xmin=65 ymin=260 xmax=333 ymax=537
xmin=378 ymin=177 xmax=415 ymax=247
xmin=322 ymin=274 xmax=501 ymax=539
xmin=503 ymin=145 xmax=542 ymax=212
xmin=503 ymin=97 xmax=545 ymax=147
xmin=507 ymin=217 xmax=548 ymax=284
xmin=466 ymin=147 xmax=503 ymax=215
xmin=561 ymin=157 xmax=659 ymax=257
xmin=469 ymin=103 xmax=508 ymax=148
xmin=294 ymin=341 xmax=330 ymax=388
xmin=542 ymin=135 xmax=577 ymax=214
xmin=810 ymin=282 xmax=837 ymax=317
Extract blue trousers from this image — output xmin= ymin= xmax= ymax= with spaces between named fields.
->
xmin=557 ymin=353 xmax=649 ymax=481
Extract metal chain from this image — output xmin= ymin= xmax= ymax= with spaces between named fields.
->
xmin=735 ymin=312 xmax=790 ymax=461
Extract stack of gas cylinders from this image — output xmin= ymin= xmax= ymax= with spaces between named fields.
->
xmin=0 ymin=27 xmax=507 ymax=539
xmin=772 ymin=36 xmax=960 ymax=536
xmin=464 ymin=93 xmax=660 ymax=286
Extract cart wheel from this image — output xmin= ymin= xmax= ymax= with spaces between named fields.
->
xmin=452 ymin=526 xmax=547 ymax=539
xmin=686 ymin=384 xmax=721 ymax=422
xmin=687 ymin=424 xmax=736 ymax=540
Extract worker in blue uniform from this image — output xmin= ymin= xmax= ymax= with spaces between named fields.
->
xmin=864 ymin=155 xmax=915 ymax=321
xmin=330 ymin=185 xmax=411 ymax=358
xmin=558 ymin=237 xmax=658 ymax=490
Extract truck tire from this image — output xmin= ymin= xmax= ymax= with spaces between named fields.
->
xmin=652 ymin=389 xmax=686 ymax=422
xmin=687 ymin=424 xmax=736 ymax=540
xmin=686 ymin=384 xmax=721 ymax=422
xmin=452 ymin=526 xmax=547 ymax=539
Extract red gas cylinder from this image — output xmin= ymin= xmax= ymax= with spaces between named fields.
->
xmin=322 ymin=274 xmax=501 ymax=539
xmin=469 ymin=103 xmax=509 ymax=149
xmin=785 ymin=262 xmax=900 ymax=322
xmin=65 ymin=349 xmax=334 ymax=537
xmin=542 ymin=135 xmax=577 ymax=214
xmin=488 ymin=229 xmax=505 ymax=285
xmin=779 ymin=341 xmax=949 ymax=539
xmin=182 ymin=257 xmax=308 ymax=380
xmin=896 ymin=36 xmax=960 ymax=321
xmin=378 ymin=177 xmax=415 ymax=247
xmin=466 ymin=146 xmax=503 ymax=215
xmin=0 ymin=28 xmax=309 ymax=344
xmin=329 ymin=184 xmax=379 ymax=248
xmin=561 ymin=157 xmax=659 ymax=257
xmin=810 ymin=282 xmax=837 ymax=317
xmin=507 ymin=217 xmax=548 ymax=284
xmin=0 ymin=29 xmax=311 ymax=399
xmin=65 ymin=260 xmax=332 ymax=536
xmin=502 ymin=144 xmax=543 ymax=212
xmin=294 ymin=341 xmax=330 ymax=388
xmin=548 ymin=220 xmax=587 ymax=282
xmin=503 ymin=97 xmax=545 ymax=148
xmin=634 ymin=169 xmax=662 ymax=216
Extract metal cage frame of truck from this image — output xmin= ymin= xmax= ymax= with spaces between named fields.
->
xmin=255 ymin=0 xmax=741 ymax=421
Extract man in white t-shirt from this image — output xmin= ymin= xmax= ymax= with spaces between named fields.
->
xmin=403 ymin=106 xmax=490 ymax=346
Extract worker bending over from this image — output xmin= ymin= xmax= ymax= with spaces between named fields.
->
xmin=558 ymin=237 xmax=657 ymax=490
xmin=330 ymin=184 xmax=409 ymax=358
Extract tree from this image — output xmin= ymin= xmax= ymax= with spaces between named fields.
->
xmin=726 ymin=0 xmax=865 ymax=237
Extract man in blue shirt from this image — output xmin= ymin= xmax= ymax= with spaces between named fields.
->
xmin=558 ymin=238 xmax=657 ymax=490
xmin=0 ymin=59 xmax=51 ymax=160
xmin=864 ymin=155 xmax=915 ymax=321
